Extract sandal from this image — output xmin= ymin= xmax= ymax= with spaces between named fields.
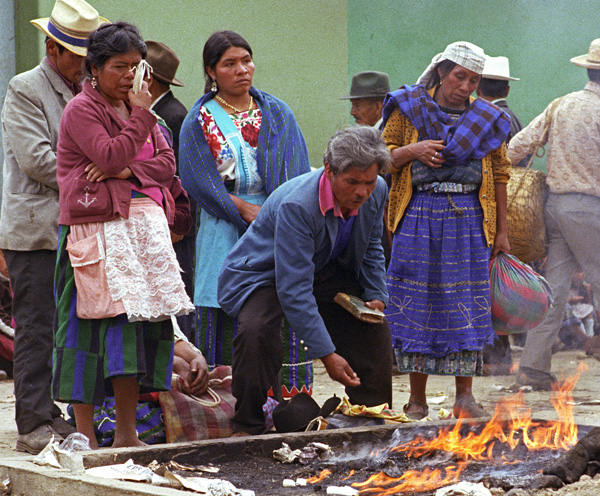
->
xmin=453 ymin=397 xmax=490 ymax=419
xmin=403 ymin=401 xmax=429 ymax=420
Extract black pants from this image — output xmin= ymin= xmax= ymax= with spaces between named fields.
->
xmin=4 ymin=249 xmax=62 ymax=434
xmin=231 ymin=261 xmax=392 ymax=434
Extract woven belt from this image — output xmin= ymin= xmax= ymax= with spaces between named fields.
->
xmin=415 ymin=182 xmax=479 ymax=194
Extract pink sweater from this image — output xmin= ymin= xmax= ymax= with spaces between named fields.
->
xmin=57 ymin=79 xmax=177 ymax=225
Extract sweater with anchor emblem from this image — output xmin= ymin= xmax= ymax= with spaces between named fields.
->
xmin=57 ymin=79 xmax=178 ymax=226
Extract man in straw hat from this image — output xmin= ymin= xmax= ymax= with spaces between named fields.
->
xmin=0 ymin=0 xmax=106 ymax=454
xmin=341 ymin=71 xmax=390 ymax=128
xmin=476 ymin=56 xmax=523 ymax=144
xmin=145 ymin=40 xmax=196 ymax=340
xmin=507 ymin=39 xmax=600 ymax=391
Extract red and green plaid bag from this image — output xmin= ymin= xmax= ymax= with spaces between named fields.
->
xmin=489 ymin=253 xmax=553 ymax=335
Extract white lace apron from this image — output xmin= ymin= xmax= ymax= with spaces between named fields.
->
xmin=103 ymin=197 xmax=194 ymax=322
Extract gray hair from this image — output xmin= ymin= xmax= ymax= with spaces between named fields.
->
xmin=323 ymin=126 xmax=391 ymax=175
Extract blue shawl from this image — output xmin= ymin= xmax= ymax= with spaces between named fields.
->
xmin=382 ymin=85 xmax=510 ymax=166
xmin=179 ymin=88 xmax=310 ymax=233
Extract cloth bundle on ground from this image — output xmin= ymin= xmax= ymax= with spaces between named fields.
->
xmin=159 ymin=365 xmax=278 ymax=441
xmin=490 ymin=253 xmax=553 ymax=335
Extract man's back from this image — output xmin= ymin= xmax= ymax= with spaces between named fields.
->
xmin=509 ymin=82 xmax=600 ymax=197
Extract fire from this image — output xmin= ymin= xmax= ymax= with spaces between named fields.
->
xmin=350 ymin=363 xmax=586 ymax=494
xmin=351 ymin=463 xmax=467 ymax=495
xmin=307 ymin=468 xmax=332 ymax=484
xmin=342 ymin=469 xmax=355 ymax=480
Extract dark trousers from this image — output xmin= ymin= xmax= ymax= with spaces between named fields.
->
xmin=231 ymin=262 xmax=392 ymax=434
xmin=4 ymin=249 xmax=62 ymax=434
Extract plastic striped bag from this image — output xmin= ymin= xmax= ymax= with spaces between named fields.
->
xmin=489 ymin=253 xmax=553 ymax=335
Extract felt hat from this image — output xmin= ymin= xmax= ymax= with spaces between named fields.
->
xmin=571 ymin=39 xmax=600 ymax=69
xmin=145 ymin=40 xmax=184 ymax=87
xmin=273 ymin=393 xmax=340 ymax=433
xmin=482 ymin=56 xmax=519 ymax=81
xmin=340 ymin=71 xmax=390 ymax=100
xmin=31 ymin=0 xmax=108 ymax=57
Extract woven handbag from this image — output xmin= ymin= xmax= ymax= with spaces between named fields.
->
xmin=506 ymin=166 xmax=548 ymax=263
xmin=506 ymin=97 xmax=564 ymax=263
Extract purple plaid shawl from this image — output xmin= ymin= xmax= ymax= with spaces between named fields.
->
xmin=382 ymin=85 xmax=510 ymax=166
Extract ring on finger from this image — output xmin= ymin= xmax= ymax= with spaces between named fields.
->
xmin=432 ymin=155 xmax=436 ymax=162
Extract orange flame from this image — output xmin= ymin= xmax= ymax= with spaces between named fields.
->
xmin=307 ymin=468 xmax=332 ymax=484
xmin=342 ymin=469 xmax=355 ymax=480
xmin=351 ymin=463 xmax=468 ymax=495
xmin=351 ymin=363 xmax=586 ymax=494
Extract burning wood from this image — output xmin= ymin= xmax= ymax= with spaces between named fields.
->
xmin=343 ymin=363 xmax=586 ymax=494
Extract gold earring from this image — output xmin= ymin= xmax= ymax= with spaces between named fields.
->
xmin=91 ymin=76 xmax=97 ymax=89
xmin=210 ymin=80 xmax=217 ymax=92
xmin=439 ymin=78 xmax=443 ymax=86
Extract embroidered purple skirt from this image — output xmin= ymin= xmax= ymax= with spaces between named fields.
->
xmin=385 ymin=190 xmax=496 ymax=376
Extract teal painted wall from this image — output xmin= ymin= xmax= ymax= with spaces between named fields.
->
xmin=31 ymin=0 xmax=349 ymax=168
xmin=347 ymin=0 xmax=600 ymax=169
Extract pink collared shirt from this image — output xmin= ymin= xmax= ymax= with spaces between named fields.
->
xmin=318 ymin=171 xmax=358 ymax=219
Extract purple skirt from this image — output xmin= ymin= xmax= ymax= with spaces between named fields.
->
xmin=385 ymin=190 xmax=496 ymax=369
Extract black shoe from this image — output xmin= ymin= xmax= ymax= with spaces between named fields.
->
xmin=53 ymin=416 xmax=77 ymax=439
xmin=16 ymin=424 xmax=63 ymax=455
xmin=515 ymin=366 xmax=558 ymax=391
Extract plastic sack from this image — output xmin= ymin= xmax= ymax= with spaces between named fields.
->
xmin=489 ymin=252 xmax=553 ymax=335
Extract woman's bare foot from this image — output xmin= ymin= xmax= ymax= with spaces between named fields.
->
xmin=111 ymin=436 xmax=146 ymax=448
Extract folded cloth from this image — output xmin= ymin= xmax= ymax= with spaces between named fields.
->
xmin=337 ymin=397 xmax=411 ymax=423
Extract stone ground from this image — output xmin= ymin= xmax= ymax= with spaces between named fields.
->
xmin=1 ymin=347 xmax=600 ymax=494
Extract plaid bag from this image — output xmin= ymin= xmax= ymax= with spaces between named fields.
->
xmin=159 ymin=365 xmax=235 ymax=442
xmin=159 ymin=365 xmax=279 ymax=442
xmin=489 ymin=253 xmax=553 ymax=335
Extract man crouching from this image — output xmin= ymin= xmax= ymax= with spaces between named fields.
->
xmin=218 ymin=126 xmax=393 ymax=436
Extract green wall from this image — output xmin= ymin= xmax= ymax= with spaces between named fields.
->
xmin=348 ymin=0 xmax=600 ymax=134
xmin=20 ymin=0 xmax=600 ymax=171
xmin=31 ymin=0 xmax=349 ymax=169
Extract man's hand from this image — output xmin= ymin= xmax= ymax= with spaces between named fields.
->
xmin=364 ymin=299 xmax=385 ymax=312
xmin=320 ymin=352 xmax=361 ymax=387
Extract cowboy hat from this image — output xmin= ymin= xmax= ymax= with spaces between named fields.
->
xmin=481 ymin=56 xmax=519 ymax=81
xmin=571 ymin=39 xmax=600 ymax=69
xmin=145 ymin=40 xmax=184 ymax=87
xmin=273 ymin=393 xmax=340 ymax=433
xmin=31 ymin=0 xmax=108 ymax=57
xmin=340 ymin=71 xmax=390 ymax=100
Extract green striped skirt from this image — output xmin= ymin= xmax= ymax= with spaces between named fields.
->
xmin=52 ymin=225 xmax=174 ymax=406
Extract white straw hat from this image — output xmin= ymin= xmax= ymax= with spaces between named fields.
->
xmin=482 ymin=56 xmax=519 ymax=81
xmin=31 ymin=0 xmax=108 ymax=57
xmin=571 ymin=39 xmax=600 ymax=69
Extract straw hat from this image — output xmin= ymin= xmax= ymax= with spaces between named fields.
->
xmin=340 ymin=71 xmax=390 ymax=100
xmin=482 ymin=56 xmax=519 ymax=81
xmin=145 ymin=41 xmax=184 ymax=87
xmin=30 ymin=0 xmax=108 ymax=57
xmin=571 ymin=39 xmax=600 ymax=69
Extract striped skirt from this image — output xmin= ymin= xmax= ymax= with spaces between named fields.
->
xmin=385 ymin=190 xmax=496 ymax=376
xmin=53 ymin=226 xmax=174 ymax=406
xmin=195 ymin=307 xmax=313 ymax=397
